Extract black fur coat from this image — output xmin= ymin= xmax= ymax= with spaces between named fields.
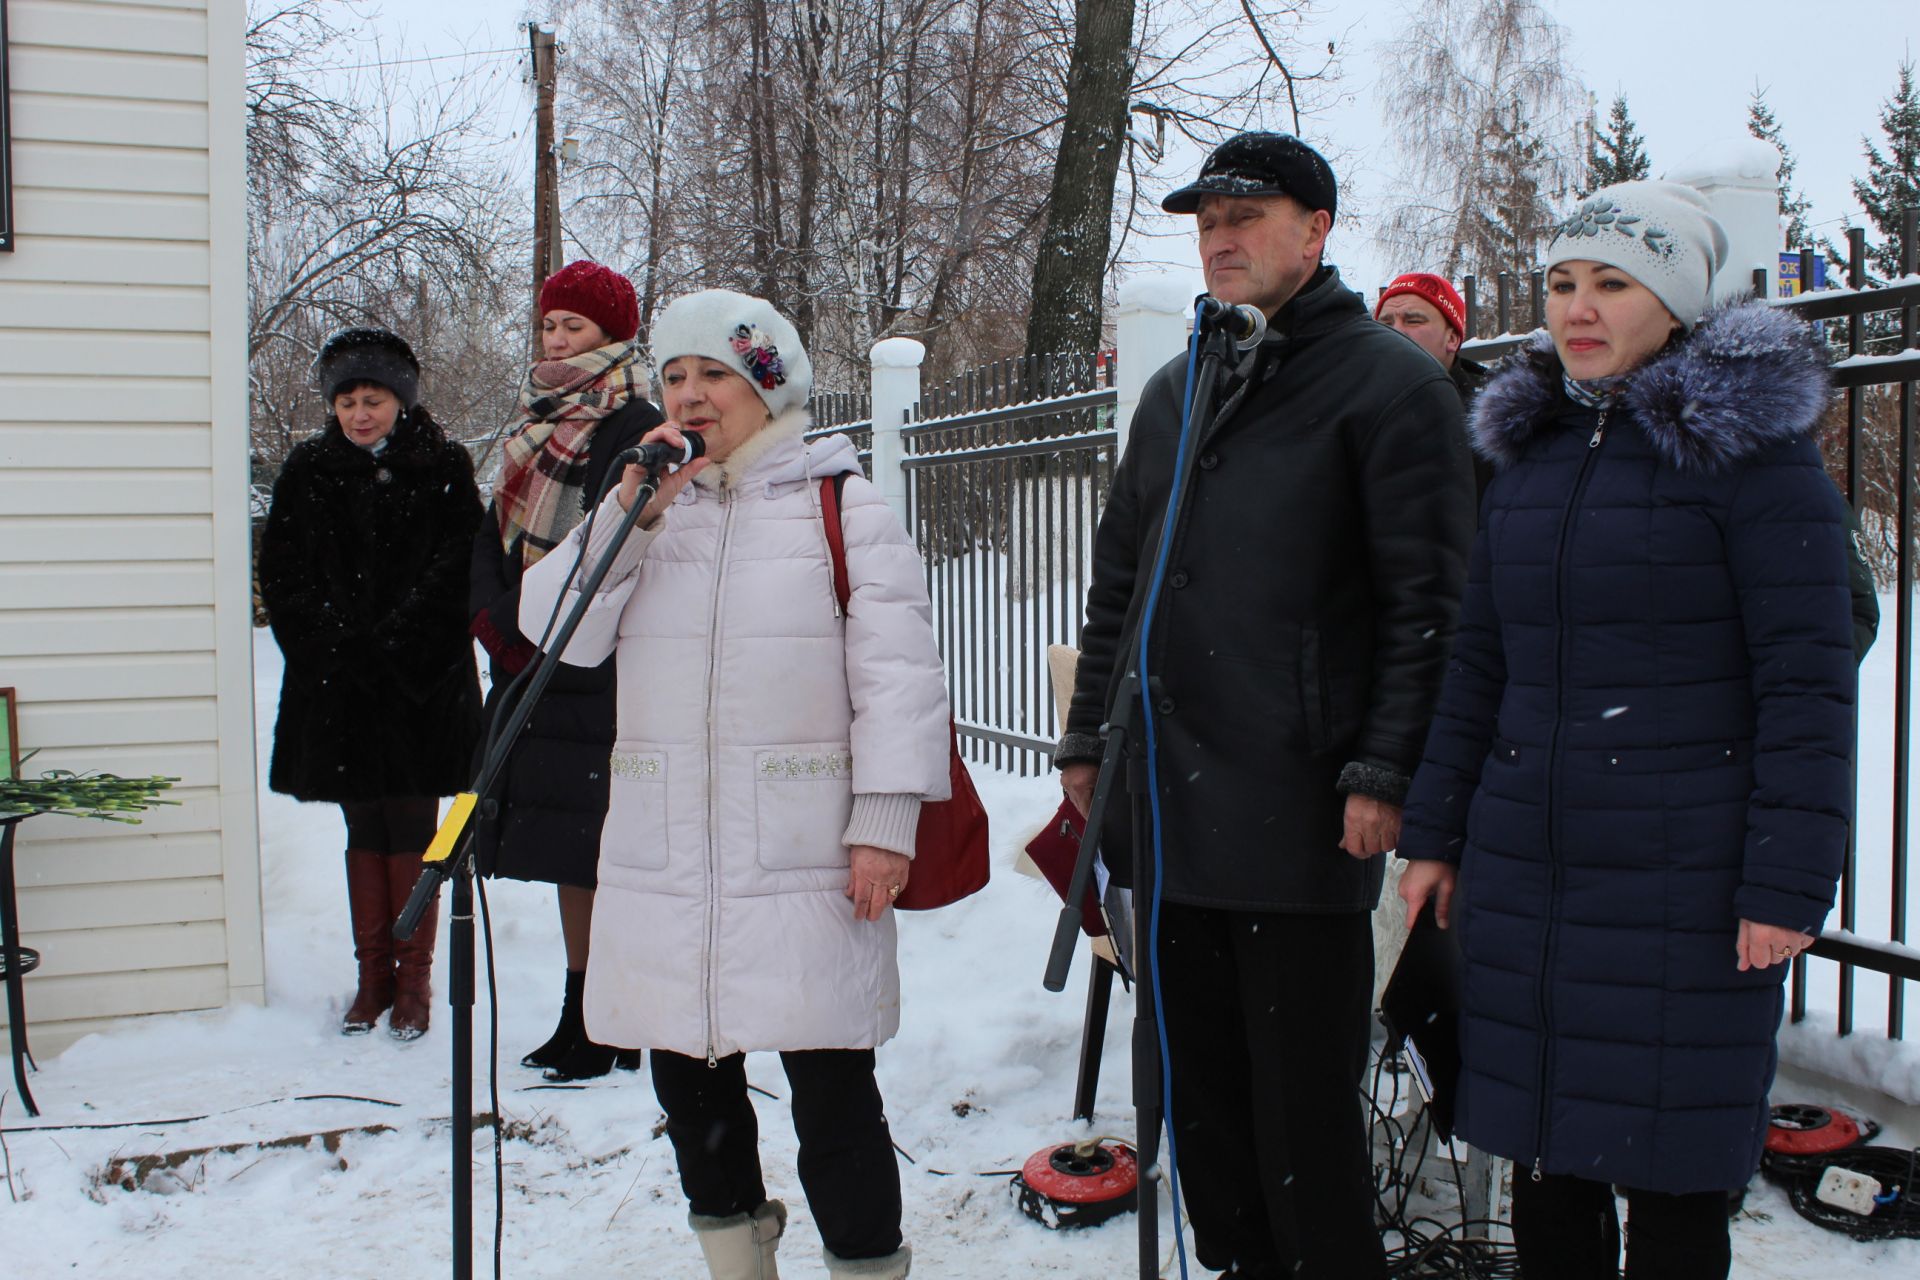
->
xmin=260 ymin=415 xmax=484 ymax=803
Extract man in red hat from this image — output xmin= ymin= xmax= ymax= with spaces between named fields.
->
xmin=1375 ymin=272 xmax=1492 ymax=494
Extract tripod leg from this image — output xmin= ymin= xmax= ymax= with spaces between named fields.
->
xmin=1129 ymin=756 xmax=1161 ymax=1279
xmin=451 ymin=866 xmax=475 ymax=1280
xmin=1 ymin=821 xmax=39 ymax=1118
xmin=1073 ymin=955 xmax=1116 ymax=1122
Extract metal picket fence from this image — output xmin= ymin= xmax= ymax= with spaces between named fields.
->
xmin=902 ymin=353 xmax=1116 ymax=776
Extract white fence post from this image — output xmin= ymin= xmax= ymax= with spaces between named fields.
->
xmin=1114 ymin=275 xmax=1194 ymax=456
xmin=868 ymin=336 xmax=923 ymax=526
xmin=1667 ymin=138 xmax=1787 ymax=303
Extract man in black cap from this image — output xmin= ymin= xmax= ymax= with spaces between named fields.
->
xmin=1056 ymin=132 xmax=1475 ymax=1277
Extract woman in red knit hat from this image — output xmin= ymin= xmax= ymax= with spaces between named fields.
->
xmin=467 ymin=260 xmax=664 ymax=1080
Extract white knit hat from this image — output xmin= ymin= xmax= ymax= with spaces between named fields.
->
xmin=648 ymin=289 xmax=813 ymax=418
xmin=1545 ymin=181 xmax=1730 ymax=330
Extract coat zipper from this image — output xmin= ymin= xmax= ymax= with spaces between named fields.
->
xmin=1535 ymin=406 xmax=1608 ymax=1179
xmin=702 ymin=493 xmax=739 ymax=1067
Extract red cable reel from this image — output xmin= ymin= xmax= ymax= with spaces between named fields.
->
xmin=1012 ymin=1140 xmax=1140 ymax=1230
xmin=1762 ymin=1104 xmax=1877 ymax=1178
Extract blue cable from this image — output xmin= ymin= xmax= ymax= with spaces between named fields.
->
xmin=1135 ymin=311 xmax=1207 ymax=1280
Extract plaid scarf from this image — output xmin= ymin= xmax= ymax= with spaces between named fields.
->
xmin=495 ymin=342 xmax=648 ymax=565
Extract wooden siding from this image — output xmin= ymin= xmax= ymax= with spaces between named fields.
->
xmin=0 ymin=0 xmax=262 ymax=1054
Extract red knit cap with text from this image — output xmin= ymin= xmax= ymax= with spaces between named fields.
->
xmin=538 ymin=260 xmax=640 ymax=343
xmin=1374 ymin=272 xmax=1467 ymax=340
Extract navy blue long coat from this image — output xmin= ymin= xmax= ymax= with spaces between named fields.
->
xmin=1399 ymin=301 xmax=1856 ymax=1194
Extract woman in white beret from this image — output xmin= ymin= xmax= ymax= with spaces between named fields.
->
xmin=521 ymin=289 xmax=948 ymax=1279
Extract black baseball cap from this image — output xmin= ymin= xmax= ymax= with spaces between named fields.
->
xmin=1162 ymin=131 xmax=1338 ymax=219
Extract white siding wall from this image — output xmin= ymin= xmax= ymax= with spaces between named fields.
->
xmin=0 ymin=0 xmax=260 ymax=1053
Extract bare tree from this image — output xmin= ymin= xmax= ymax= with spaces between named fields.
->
xmin=547 ymin=0 xmax=1337 ymax=392
xmin=246 ymin=1 xmax=527 ymax=483
xmin=1373 ymin=0 xmax=1586 ymax=311
xmin=1024 ymin=0 xmax=1339 ymax=368
xmin=1023 ymin=0 xmax=1136 ymax=367
xmin=552 ymin=0 xmax=1064 ymax=384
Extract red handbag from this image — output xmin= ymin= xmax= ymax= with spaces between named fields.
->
xmin=821 ymin=474 xmax=990 ymax=910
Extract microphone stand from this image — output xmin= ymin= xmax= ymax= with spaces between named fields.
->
xmin=1042 ymin=305 xmax=1243 ymax=1280
xmin=393 ymin=465 xmax=667 ymax=1280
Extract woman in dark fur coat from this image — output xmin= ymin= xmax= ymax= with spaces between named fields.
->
xmin=1398 ymin=182 xmax=1855 ymax=1279
xmin=260 ymin=327 xmax=484 ymax=1041
xmin=468 ymin=261 xmax=661 ymax=1081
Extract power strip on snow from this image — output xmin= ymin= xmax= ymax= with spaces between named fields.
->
xmin=1815 ymin=1165 xmax=1885 ymax=1217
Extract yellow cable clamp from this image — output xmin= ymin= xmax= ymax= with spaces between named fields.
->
xmin=423 ymin=792 xmax=479 ymax=864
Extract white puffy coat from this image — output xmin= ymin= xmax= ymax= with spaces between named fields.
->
xmin=520 ymin=424 xmax=950 ymax=1058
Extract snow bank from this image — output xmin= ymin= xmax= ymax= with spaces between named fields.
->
xmin=1779 ymin=1018 xmax=1920 ymax=1109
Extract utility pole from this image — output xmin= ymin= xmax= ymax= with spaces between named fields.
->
xmin=530 ymin=23 xmax=561 ymax=358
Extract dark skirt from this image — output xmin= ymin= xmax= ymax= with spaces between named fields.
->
xmin=470 ymin=679 xmax=612 ymax=889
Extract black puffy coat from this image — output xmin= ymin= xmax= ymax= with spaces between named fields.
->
xmin=1399 ymin=302 xmax=1856 ymax=1194
xmin=467 ymin=398 xmax=663 ymax=887
xmin=1059 ymin=267 xmax=1477 ymax=911
xmin=261 ymin=416 xmax=484 ymax=803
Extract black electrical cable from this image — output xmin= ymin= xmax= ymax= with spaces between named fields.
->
xmin=1775 ymin=1144 xmax=1920 ymax=1241
xmin=1367 ymin=1045 xmax=1523 ymax=1279
xmin=479 ymin=876 xmax=505 ymax=1279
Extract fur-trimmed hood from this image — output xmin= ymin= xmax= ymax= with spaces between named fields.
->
xmin=1470 ymin=299 xmax=1830 ymax=475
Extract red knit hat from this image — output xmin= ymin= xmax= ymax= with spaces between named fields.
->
xmin=1375 ymin=272 xmax=1467 ymax=339
xmin=538 ymin=260 xmax=640 ymax=343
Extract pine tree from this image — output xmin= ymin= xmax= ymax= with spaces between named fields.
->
xmin=1747 ymin=85 xmax=1814 ymax=249
xmin=1853 ymin=59 xmax=1920 ymax=281
xmin=1483 ymin=97 xmax=1555 ymax=278
xmin=1584 ymin=92 xmax=1651 ymax=193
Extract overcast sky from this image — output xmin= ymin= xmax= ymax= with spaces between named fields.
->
xmin=360 ymin=0 xmax=1916 ymax=299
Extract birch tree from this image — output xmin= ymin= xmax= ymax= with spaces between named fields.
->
xmin=1373 ymin=0 xmax=1586 ymax=305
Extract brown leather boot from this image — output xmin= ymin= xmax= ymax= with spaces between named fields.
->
xmin=342 ymin=850 xmax=396 ymax=1034
xmin=386 ymin=852 xmax=437 ymax=1041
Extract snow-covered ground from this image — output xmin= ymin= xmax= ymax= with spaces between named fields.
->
xmin=2 ymin=634 xmax=1917 ymax=1277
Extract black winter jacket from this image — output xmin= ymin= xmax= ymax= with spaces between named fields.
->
xmin=1059 ymin=267 xmax=1477 ymax=911
xmin=466 ymin=399 xmax=664 ymax=886
xmin=261 ymin=417 xmax=484 ymax=804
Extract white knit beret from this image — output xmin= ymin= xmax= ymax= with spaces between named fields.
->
xmin=648 ymin=289 xmax=813 ymax=418
xmin=1545 ymin=181 xmax=1730 ymax=330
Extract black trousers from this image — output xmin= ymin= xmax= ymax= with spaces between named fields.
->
xmin=1157 ymin=901 xmax=1386 ymax=1279
xmin=339 ymin=797 xmax=439 ymax=853
xmin=650 ymin=1047 xmax=902 ymax=1262
xmin=1510 ymin=1171 xmax=1731 ymax=1280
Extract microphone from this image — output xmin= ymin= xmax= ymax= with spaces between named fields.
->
xmin=1193 ymin=296 xmax=1268 ymax=350
xmin=615 ymin=429 xmax=707 ymax=473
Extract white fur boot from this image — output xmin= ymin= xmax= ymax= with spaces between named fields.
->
xmin=690 ymin=1199 xmax=786 ymax=1280
xmin=823 ymin=1245 xmax=911 ymax=1278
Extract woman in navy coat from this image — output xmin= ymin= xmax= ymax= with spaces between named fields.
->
xmin=1399 ymin=182 xmax=1855 ymax=1279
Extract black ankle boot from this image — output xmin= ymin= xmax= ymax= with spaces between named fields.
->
xmin=542 ymin=1037 xmax=643 ymax=1082
xmin=522 ymin=969 xmax=586 ymax=1070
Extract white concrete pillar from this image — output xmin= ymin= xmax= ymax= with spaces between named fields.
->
xmin=868 ymin=336 xmax=923 ymax=526
xmin=1666 ymin=138 xmax=1787 ymax=302
xmin=1114 ymin=276 xmax=1194 ymax=456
